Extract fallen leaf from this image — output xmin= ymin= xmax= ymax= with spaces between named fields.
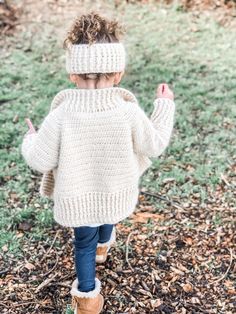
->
xmin=18 ymin=221 xmax=32 ymax=231
xmin=131 ymin=212 xmax=163 ymax=223
xmin=10 ymin=192 xmax=19 ymax=201
xmin=170 ymin=266 xmax=185 ymax=276
xmin=150 ymin=298 xmax=162 ymax=308
xmin=13 ymin=114 xmax=19 ymax=123
xmin=2 ymin=244 xmax=8 ymax=252
xmin=184 ymin=237 xmax=193 ymax=245
xmin=24 ymin=262 xmax=35 ymax=270
xmin=182 ymin=283 xmax=193 ymax=293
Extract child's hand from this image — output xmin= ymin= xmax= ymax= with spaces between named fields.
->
xmin=156 ymin=83 xmax=174 ymax=101
xmin=25 ymin=118 xmax=36 ymax=136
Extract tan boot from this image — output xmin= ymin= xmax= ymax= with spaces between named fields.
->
xmin=96 ymin=227 xmax=116 ymax=264
xmin=70 ymin=278 xmax=104 ymax=314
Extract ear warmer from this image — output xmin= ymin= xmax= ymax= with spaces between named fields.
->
xmin=65 ymin=43 xmax=126 ymax=74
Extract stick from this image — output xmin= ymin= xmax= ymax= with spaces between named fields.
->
xmin=40 ymin=230 xmax=60 ymax=262
xmin=0 ymin=268 xmax=10 ymax=275
xmin=8 ymin=301 xmax=39 ymax=308
xmin=140 ymin=190 xmax=184 ymax=211
xmin=211 ymin=248 xmax=234 ymax=284
xmin=220 ymin=173 xmax=230 ymax=186
xmin=35 ymin=273 xmax=58 ymax=293
xmin=41 ymin=254 xmax=59 ymax=277
xmin=125 ymin=231 xmax=136 ymax=271
xmin=49 ymin=282 xmax=71 ymax=289
xmin=0 ymin=301 xmax=11 ymax=309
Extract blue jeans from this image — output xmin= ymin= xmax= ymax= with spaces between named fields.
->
xmin=73 ymin=224 xmax=114 ymax=292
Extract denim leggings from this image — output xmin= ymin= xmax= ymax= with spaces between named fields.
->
xmin=73 ymin=224 xmax=114 ymax=292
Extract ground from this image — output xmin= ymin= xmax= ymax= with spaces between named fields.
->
xmin=0 ymin=0 xmax=236 ymax=313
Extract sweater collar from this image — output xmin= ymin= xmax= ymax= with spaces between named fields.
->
xmin=53 ymin=87 xmax=138 ymax=113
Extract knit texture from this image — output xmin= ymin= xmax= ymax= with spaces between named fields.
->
xmin=66 ymin=43 xmax=126 ymax=74
xmin=21 ymin=87 xmax=175 ymax=227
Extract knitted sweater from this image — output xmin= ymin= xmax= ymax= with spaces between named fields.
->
xmin=21 ymin=87 xmax=175 ymax=227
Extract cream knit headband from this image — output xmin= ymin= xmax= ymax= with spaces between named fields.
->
xmin=65 ymin=43 xmax=126 ymax=74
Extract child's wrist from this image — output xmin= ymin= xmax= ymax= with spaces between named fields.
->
xmin=157 ymin=96 xmax=174 ymax=100
xmin=155 ymin=97 xmax=174 ymax=103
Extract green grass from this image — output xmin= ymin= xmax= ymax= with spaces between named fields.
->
xmin=1 ymin=2 xmax=236 ymax=255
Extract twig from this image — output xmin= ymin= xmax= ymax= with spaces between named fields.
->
xmin=58 ymin=271 xmax=76 ymax=281
xmin=220 ymin=173 xmax=230 ymax=187
xmin=211 ymin=248 xmax=234 ymax=284
xmin=125 ymin=231 xmax=136 ymax=271
xmin=0 ymin=301 xmax=11 ymax=309
xmin=40 ymin=230 xmax=60 ymax=262
xmin=49 ymin=282 xmax=71 ymax=289
xmin=35 ymin=273 xmax=58 ymax=293
xmin=0 ymin=268 xmax=10 ymax=276
xmin=185 ymin=303 xmax=209 ymax=314
xmin=8 ymin=301 xmax=39 ymax=308
xmin=140 ymin=190 xmax=184 ymax=211
xmin=40 ymin=253 xmax=59 ymax=277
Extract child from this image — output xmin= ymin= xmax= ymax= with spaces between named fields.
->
xmin=21 ymin=12 xmax=175 ymax=314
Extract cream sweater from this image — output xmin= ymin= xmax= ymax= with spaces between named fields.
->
xmin=21 ymin=87 xmax=175 ymax=227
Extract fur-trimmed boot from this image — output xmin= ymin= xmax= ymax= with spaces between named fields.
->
xmin=96 ymin=227 xmax=116 ymax=264
xmin=70 ymin=278 xmax=104 ymax=314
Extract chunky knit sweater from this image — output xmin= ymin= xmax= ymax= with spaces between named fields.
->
xmin=21 ymin=87 xmax=175 ymax=227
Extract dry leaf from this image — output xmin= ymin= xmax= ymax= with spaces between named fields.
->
xmin=131 ymin=212 xmax=163 ymax=223
xmin=16 ymin=231 xmax=24 ymax=238
xmin=10 ymin=192 xmax=19 ymax=201
xmin=191 ymin=297 xmax=201 ymax=304
xmin=13 ymin=114 xmax=19 ymax=123
xmin=18 ymin=221 xmax=32 ymax=231
xmin=184 ymin=237 xmax=193 ymax=245
xmin=24 ymin=262 xmax=35 ymax=270
xmin=170 ymin=266 xmax=185 ymax=276
xmin=2 ymin=244 xmax=8 ymax=252
xmin=182 ymin=283 xmax=193 ymax=293
xmin=150 ymin=298 xmax=162 ymax=308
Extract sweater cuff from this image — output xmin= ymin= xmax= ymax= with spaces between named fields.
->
xmin=21 ymin=132 xmax=37 ymax=159
xmin=151 ymin=98 xmax=175 ymax=124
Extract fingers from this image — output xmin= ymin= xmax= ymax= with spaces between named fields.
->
xmin=157 ymin=83 xmax=166 ymax=94
xmin=156 ymin=83 xmax=174 ymax=100
xmin=158 ymin=83 xmax=169 ymax=92
xmin=25 ymin=118 xmax=36 ymax=132
xmin=25 ymin=118 xmax=36 ymax=135
xmin=162 ymin=83 xmax=168 ymax=93
xmin=157 ymin=84 xmax=163 ymax=94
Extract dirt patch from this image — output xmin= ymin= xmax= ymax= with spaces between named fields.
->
xmin=127 ymin=0 xmax=236 ymax=27
xmin=0 ymin=0 xmax=21 ymax=36
xmin=179 ymin=0 xmax=236 ymax=11
xmin=2 ymin=0 xmax=236 ymax=42
xmin=180 ymin=0 xmax=236 ymax=26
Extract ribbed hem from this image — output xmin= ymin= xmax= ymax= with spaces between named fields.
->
xmin=66 ymin=43 xmax=126 ymax=74
xmin=39 ymin=172 xmax=54 ymax=198
xmin=53 ymin=186 xmax=139 ymax=227
xmin=21 ymin=133 xmax=36 ymax=159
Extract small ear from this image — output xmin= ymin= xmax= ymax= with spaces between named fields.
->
xmin=114 ymin=71 xmax=124 ymax=85
xmin=69 ymin=74 xmax=77 ymax=83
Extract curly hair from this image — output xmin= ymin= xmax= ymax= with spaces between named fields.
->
xmin=64 ymin=12 xmax=125 ymax=80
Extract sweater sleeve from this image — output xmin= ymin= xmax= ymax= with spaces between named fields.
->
xmin=132 ymin=98 xmax=175 ymax=158
xmin=21 ymin=108 xmax=61 ymax=173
